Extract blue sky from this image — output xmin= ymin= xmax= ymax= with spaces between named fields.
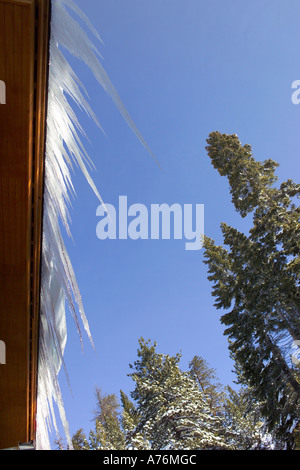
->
xmin=54 ymin=0 xmax=300 ymax=442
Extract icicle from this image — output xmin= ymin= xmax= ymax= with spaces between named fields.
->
xmin=36 ymin=0 xmax=158 ymax=450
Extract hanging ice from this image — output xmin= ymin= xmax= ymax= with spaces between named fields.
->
xmin=36 ymin=0 xmax=158 ymax=450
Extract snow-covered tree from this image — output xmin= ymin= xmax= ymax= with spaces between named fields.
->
xmin=203 ymin=131 xmax=300 ymax=448
xmin=223 ymin=386 xmax=279 ymax=449
xmin=71 ymin=336 xmax=294 ymax=450
xmin=120 ymin=390 xmax=150 ymax=450
xmin=72 ymin=388 xmax=125 ymax=450
xmin=71 ymin=429 xmax=90 ymax=450
xmin=127 ymin=338 xmax=230 ymax=450
xmin=189 ymin=355 xmax=226 ymax=416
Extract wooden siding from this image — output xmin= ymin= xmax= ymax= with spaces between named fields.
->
xmin=0 ymin=0 xmax=50 ymax=449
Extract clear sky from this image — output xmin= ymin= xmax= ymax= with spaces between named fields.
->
xmin=53 ymin=0 xmax=300 ymax=443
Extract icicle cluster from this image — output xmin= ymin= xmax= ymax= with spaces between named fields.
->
xmin=36 ymin=0 xmax=156 ymax=450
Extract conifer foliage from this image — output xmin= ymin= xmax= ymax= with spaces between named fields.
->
xmin=72 ymin=388 xmax=125 ymax=450
xmin=70 ymin=338 xmax=279 ymax=450
xmin=203 ymin=131 xmax=300 ymax=448
xmin=126 ymin=338 xmax=229 ymax=450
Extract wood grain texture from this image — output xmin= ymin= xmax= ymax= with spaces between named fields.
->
xmin=0 ymin=0 xmax=50 ymax=449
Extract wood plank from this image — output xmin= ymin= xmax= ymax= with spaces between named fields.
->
xmin=1 ymin=0 xmax=33 ymax=5
xmin=0 ymin=0 xmax=50 ymax=449
xmin=0 ymin=0 xmax=34 ymax=448
xmin=29 ymin=0 xmax=50 ymax=442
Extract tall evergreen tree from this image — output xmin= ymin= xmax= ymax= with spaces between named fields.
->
xmin=120 ymin=390 xmax=148 ymax=450
xmin=70 ymin=338 xmax=282 ymax=450
xmin=91 ymin=387 xmax=125 ymax=449
xmin=72 ymin=388 xmax=125 ymax=450
xmin=203 ymin=131 xmax=300 ymax=447
xmin=223 ymin=386 xmax=278 ymax=450
xmin=189 ymin=355 xmax=225 ymax=416
xmin=127 ymin=338 xmax=230 ymax=450
xmin=72 ymin=429 xmax=89 ymax=450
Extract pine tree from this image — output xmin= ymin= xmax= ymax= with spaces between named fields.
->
xmin=189 ymin=355 xmax=225 ymax=416
xmin=72 ymin=429 xmax=89 ymax=450
xmin=91 ymin=387 xmax=125 ymax=449
xmin=223 ymin=386 xmax=278 ymax=449
xmin=72 ymin=388 xmax=125 ymax=450
xmin=70 ymin=337 xmax=285 ymax=450
xmin=120 ymin=389 xmax=140 ymax=429
xmin=128 ymin=338 xmax=230 ymax=450
xmin=120 ymin=389 xmax=149 ymax=450
xmin=203 ymin=131 xmax=300 ymax=448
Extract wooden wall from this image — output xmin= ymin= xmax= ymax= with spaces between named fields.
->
xmin=0 ymin=0 xmax=50 ymax=449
